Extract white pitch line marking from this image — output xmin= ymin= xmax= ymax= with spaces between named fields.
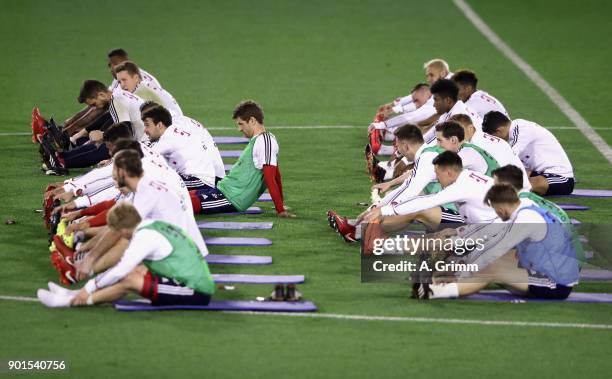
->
xmin=454 ymin=0 xmax=612 ymax=164
xmin=2 ymin=294 xmax=611 ymax=330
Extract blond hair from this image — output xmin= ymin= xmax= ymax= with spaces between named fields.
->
xmin=423 ymin=59 xmax=450 ymax=73
xmin=107 ymin=203 xmax=142 ymax=230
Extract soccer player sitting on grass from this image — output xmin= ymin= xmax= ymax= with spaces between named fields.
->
xmin=38 ymin=203 xmax=215 ymax=308
xmin=39 ymin=80 xmax=148 ymax=174
xmin=482 ymin=111 xmax=575 ymax=196
xmin=422 ymin=79 xmax=482 ymax=144
xmin=51 ymin=148 xmax=207 ymax=285
xmin=449 ymin=114 xmax=531 ymax=190
xmin=114 ymin=61 xmax=183 ymax=117
xmin=412 ymin=183 xmax=580 ymax=300
xmin=451 ymin=69 xmax=508 ymax=119
xmin=142 ymin=104 xmax=218 ymax=191
xmin=190 ymin=100 xmax=295 ymax=218
xmin=368 ymin=59 xmax=451 ymax=155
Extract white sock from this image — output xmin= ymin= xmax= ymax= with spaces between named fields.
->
xmin=429 ymin=283 xmax=459 ymax=299
xmin=383 ymin=133 xmax=395 ymax=142
xmin=355 ymin=225 xmax=362 ymax=240
xmin=378 ymin=144 xmax=395 ymax=155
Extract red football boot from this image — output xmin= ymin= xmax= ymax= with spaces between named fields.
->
xmin=52 ymin=235 xmax=75 ymax=266
xmin=327 ymin=210 xmax=356 ymax=243
xmin=31 ymin=107 xmax=47 ymax=143
xmin=50 ymin=251 xmax=77 ymax=285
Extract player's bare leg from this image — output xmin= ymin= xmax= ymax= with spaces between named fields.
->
xmin=63 ymin=106 xmax=108 ymax=135
xmin=529 ymin=175 xmax=550 ymax=195
xmin=90 ymin=266 xmax=147 ymax=304
xmin=91 ymin=238 xmax=129 ymax=274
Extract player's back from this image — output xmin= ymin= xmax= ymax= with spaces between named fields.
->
xmin=111 ymin=88 xmax=146 ymax=141
xmin=466 ymin=90 xmax=509 ymax=119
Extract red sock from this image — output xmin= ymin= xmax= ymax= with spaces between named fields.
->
xmin=189 ymin=190 xmax=202 ymax=214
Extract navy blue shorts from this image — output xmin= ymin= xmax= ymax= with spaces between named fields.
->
xmin=530 ymin=171 xmax=575 ymax=196
xmin=179 ymin=173 xmax=213 ymax=191
xmin=194 ymin=186 xmax=237 ymax=214
xmin=440 ymin=207 xmax=464 ymax=224
xmin=527 ymin=284 xmax=573 ymax=299
xmin=143 ymin=272 xmax=212 ymax=306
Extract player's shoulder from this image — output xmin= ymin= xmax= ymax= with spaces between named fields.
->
xmin=254 ymin=131 xmax=278 ymax=146
xmin=112 ymin=88 xmax=142 ymax=103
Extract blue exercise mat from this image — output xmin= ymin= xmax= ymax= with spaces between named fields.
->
xmin=204 ymin=237 xmax=272 ymax=246
xmin=212 ymin=274 xmax=304 ymax=284
xmin=557 ymin=203 xmax=590 ymax=211
xmin=462 ymin=290 xmax=612 ymax=303
xmin=198 ymin=221 xmax=274 ymax=230
xmin=213 ymin=136 xmax=249 ymax=144
xmin=205 ymin=254 xmax=272 ymax=265
xmin=220 ymin=150 xmax=242 ymax=158
xmin=549 ymin=189 xmax=612 ymax=198
xmin=115 ymin=299 xmax=317 ymax=312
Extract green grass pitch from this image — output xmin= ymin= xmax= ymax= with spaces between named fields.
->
xmin=1 ymin=0 xmax=611 ymax=377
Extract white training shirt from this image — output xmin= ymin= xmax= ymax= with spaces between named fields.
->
xmin=128 ymin=172 xmax=207 ymax=257
xmin=134 ymin=80 xmax=183 ymax=116
xmin=109 ymin=68 xmax=161 ymax=91
xmin=109 ymin=88 xmax=146 ymax=142
xmin=462 ymin=199 xmax=547 ymax=273
xmin=423 ymin=100 xmax=483 ymax=144
xmin=252 ymin=132 xmax=279 ymax=168
xmin=470 ymin=130 xmax=531 ymax=190
xmin=465 ymin=89 xmax=509 ymax=119
xmin=378 ymin=143 xmax=437 ymax=206
xmin=381 ymin=169 xmax=497 ymax=223
xmin=150 ymin=122 xmax=216 ymax=188
xmin=509 ymin=119 xmax=574 ymax=178
xmin=382 ymin=97 xmax=437 ymax=131
xmin=84 ymin=219 xmax=172 ymax=294
xmin=174 ymin=115 xmax=225 ymax=179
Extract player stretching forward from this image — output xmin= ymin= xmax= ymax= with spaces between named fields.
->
xmin=412 ymin=184 xmax=580 ymax=300
xmin=38 ymin=203 xmax=215 ymax=308
xmin=451 ymin=70 xmax=508 ymax=118
xmin=143 ymin=104 xmax=217 ymax=190
xmin=482 ymin=111 xmax=574 ymax=195
xmin=190 ymin=100 xmax=295 ymax=217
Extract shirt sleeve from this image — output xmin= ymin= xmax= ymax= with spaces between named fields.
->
xmin=84 ymin=228 xmax=172 ymax=293
xmin=378 ymin=153 xmax=437 ymax=206
xmin=109 ymin=93 xmax=131 ymax=123
xmin=463 ymin=209 xmax=546 ymax=274
xmin=384 ymin=100 xmax=437 ymax=129
xmin=509 ymin=122 xmax=533 ymax=156
xmin=252 ymin=133 xmax=279 ymax=169
xmin=381 ymin=179 xmax=465 ymax=216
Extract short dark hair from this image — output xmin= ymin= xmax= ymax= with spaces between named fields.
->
xmin=432 ymin=150 xmax=463 ymax=171
xmin=113 ymin=61 xmax=141 ymax=77
xmin=140 ymin=101 xmax=160 ymax=113
xmin=233 ymin=100 xmax=264 ymax=124
xmin=411 ymin=83 xmax=429 ymax=93
xmin=141 ymin=105 xmax=172 ymax=127
xmin=108 ymin=48 xmax=128 ymax=59
xmin=113 ymin=149 xmax=143 ymax=177
xmin=492 ymin=165 xmax=524 ymax=191
xmin=103 ymin=122 xmax=133 ymax=143
xmin=112 ymin=139 xmax=143 ymax=158
xmin=430 ymin=79 xmax=459 ymax=102
xmin=435 ymin=121 xmax=465 ymax=141
xmin=77 ymin=80 xmax=108 ymax=103
xmin=452 ymin=69 xmax=478 ymax=88
xmin=484 ymin=183 xmax=519 ymax=206
xmin=482 ymin=111 xmax=511 ymax=134
xmin=394 ymin=124 xmax=424 ymax=144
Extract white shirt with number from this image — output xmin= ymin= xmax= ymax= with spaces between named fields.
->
xmin=381 ymin=169 xmax=497 ymax=223
xmin=509 ymin=119 xmax=574 ymax=178
xmin=109 ymin=88 xmax=146 ymax=142
xmin=465 ymin=90 xmax=509 ymax=119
